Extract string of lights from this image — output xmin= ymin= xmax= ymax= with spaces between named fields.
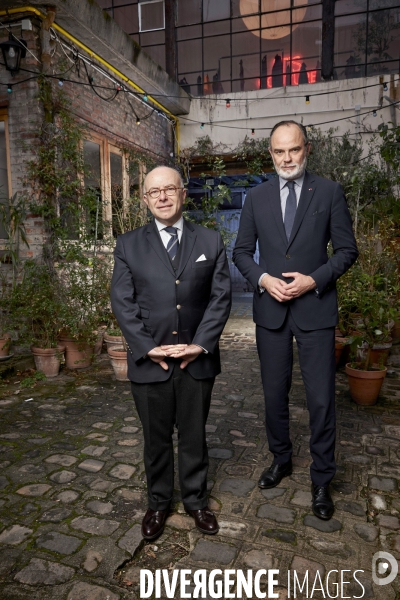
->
xmin=1 ymin=20 xmax=397 ymax=141
xmin=180 ymin=99 xmax=399 ymax=133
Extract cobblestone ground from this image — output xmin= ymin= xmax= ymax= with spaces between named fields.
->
xmin=0 ymin=295 xmax=399 ymax=599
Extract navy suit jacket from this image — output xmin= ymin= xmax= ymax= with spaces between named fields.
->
xmin=111 ymin=219 xmax=232 ymax=383
xmin=233 ymin=171 xmax=358 ymax=330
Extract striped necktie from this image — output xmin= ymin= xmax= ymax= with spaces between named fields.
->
xmin=284 ymin=180 xmax=297 ymax=240
xmin=164 ymin=226 xmax=179 ymax=260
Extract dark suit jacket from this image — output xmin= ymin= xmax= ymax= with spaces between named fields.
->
xmin=233 ymin=171 xmax=358 ymax=331
xmin=111 ymin=219 xmax=232 ymax=383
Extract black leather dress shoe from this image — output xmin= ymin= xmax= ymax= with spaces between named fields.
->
xmin=312 ymin=485 xmax=334 ymax=520
xmin=187 ymin=508 xmax=219 ymax=535
xmin=258 ymin=459 xmax=292 ymax=489
xmin=141 ymin=508 xmax=169 ymax=540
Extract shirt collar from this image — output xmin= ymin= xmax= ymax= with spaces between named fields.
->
xmin=279 ymin=172 xmax=305 ymax=191
xmin=155 ymin=216 xmax=184 ymax=232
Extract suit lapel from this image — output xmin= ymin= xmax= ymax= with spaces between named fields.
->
xmin=146 ymin=221 xmax=175 ymax=276
xmin=176 ymin=219 xmax=197 ymax=278
xmin=269 ymin=177 xmax=288 ymax=247
xmin=287 ymin=171 xmax=316 ymax=247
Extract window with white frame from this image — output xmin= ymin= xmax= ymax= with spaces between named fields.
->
xmin=139 ymin=0 xmax=165 ymax=32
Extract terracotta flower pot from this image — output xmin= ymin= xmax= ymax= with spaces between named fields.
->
xmin=59 ymin=335 xmax=93 ymax=369
xmin=369 ymin=340 xmax=392 ymax=367
xmin=31 ymin=345 xmax=65 ymax=378
xmin=108 ymin=346 xmax=129 ymax=381
xmin=345 ymin=363 xmax=387 ymax=406
xmin=335 ymin=337 xmax=347 ymax=366
xmin=0 ymin=334 xmax=11 ymax=357
xmin=104 ymin=332 xmax=124 ymax=351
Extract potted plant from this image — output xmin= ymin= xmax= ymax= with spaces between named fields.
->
xmin=107 ymin=332 xmax=128 ymax=381
xmin=10 ymin=261 xmax=65 ymax=377
xmin=345 ymin=273 xmax=398 ymax=406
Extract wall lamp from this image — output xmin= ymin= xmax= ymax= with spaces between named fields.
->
xmin=0 ymin=33 xmax=27 ymax=75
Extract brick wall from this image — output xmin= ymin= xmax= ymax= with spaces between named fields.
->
xmin=0 ymin=16 xmax=173 ymax=260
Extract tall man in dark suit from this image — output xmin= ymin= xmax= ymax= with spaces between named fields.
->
xmin=111 ymin=166 xmax=231 ymax=539
xmin=233 ymin=121 xmax=358 ymax=520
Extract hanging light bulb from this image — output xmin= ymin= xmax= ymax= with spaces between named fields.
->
xmin=251 ymin=128 xmax=255 ymax=135
xmin=58 ymin=79 xmax=64 ymax=87
xmin=136 ymin=116 xmax=141 ymax=125
xmin=200 ymin=123 xmax=205 ymax=129
xmin=383 ymin=82 xmax=388 ymax=92
xmin=7 ymin=84 xmax=12 ymax=94
xmin=305 ymin=95 xmax=310 ymax=104
xmin=226 ymin=98 xmax=231 ymax=108
xmin=143 ymin=93 xmax=148 ymax=102
xmin=372 ymin=110 xmax=377 ymax=117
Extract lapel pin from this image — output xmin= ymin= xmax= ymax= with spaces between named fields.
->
xmin=308 ymin=188 xmax=313 ymax=191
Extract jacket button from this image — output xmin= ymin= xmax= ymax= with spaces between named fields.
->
xmin=176 ymin=279 xmax=180 ymax=284
xmin=286 ymin=254 xmax=290 ymax=259
xmin=176 ymin=305 xmax=181 ymax=310
xmin=172 ymin=331 xmax=178 ymax=335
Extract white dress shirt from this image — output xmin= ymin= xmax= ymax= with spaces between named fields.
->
xmin=155 ymin=216 xmax=184 ymax=248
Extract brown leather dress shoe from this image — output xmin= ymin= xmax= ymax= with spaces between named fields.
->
xmin=187 ymin=508 xmax=219 ymax=534
xmin=141 ymin=508 xmax=169 ymax=540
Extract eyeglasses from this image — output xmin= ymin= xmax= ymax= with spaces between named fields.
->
xmin=145 ymin=185 xmax=184 ymax=199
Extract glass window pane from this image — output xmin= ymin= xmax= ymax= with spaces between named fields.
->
xmin=232 ymin=15 xmax=253 ymax=32
xmin=83 ymin=140 xmax=103 ymax=239
xmin=177 ymin=24 xmax=202 ymax=40
xmin=178 ymin=38 xmax=202 ymax=77
xmin=366 ymin=8 xmax=400 ymax=71
xmin=139 ymin=0 xmax=165 ymax=32
xmin=232 ymin=0 xmax=259 ymax=18
xmin=334 ymin=13 xmax=367 ymax=79
xmin=294 ymin=4 xmax=322 ymax=22
xmin=0 ymin=122 xmax=9 ymax=239
xmin=204 ymin=20 xmax=230 ymax=36
xmin=111 ymin=152 xmax=123 ymax=238
xmin=113 ymin=6 xmax=139 ymax=34
xmin=370 ymin=0 xmax=400 ymax=8
xmin=203 ymin=0 xmax=230 ymax=22
xmin=140 ymin=30 xmax=165 ymax=45
xmin=203 ymin=34 xmax=230 ymax=77
xmin=143 ymin=44 xmax=166 ymax=69
xmin=335 ymin=0 xmax=367 ymax=16
xmin=177 ymin=0 xmax=201 ymax=26
xmin=232 ymin=31 xmax=261 ymax=90
xmin=291 ymin=21 xmax=322 ymax=85
xmin=260 ymin=35 xmax=290 ymax=88
xmin=260 ymin=10 xmax=290 ymax=39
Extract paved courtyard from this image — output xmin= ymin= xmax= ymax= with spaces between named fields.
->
xmin=0 ymin=294 xmax=399 ymax=599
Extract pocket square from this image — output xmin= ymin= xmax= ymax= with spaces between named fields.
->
xmin=196 ymin=254 xmax=207 ymax=262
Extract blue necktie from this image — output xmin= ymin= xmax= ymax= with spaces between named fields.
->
xmin=284 ymin=180 xmax=297 ymax=241
xmin=164 ymin=226 xmax=179 ymax=260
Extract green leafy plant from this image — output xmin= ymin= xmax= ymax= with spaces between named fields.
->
xmin=20 ymin=370 xmax=46 ymax=388
xmin=0 ymin=192 xmax=29 ymax=286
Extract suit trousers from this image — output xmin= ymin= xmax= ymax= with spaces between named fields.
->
xmin=131 ymin=361 xmax=214 ymax=511
xmin=256 ymin=309 xmax=336 ymax=486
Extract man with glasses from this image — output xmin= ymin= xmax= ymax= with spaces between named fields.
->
xmin=233 ymin=121 xmax=358 ymax=520
xmin=111 ymin=166 xmax=231 ymax=540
